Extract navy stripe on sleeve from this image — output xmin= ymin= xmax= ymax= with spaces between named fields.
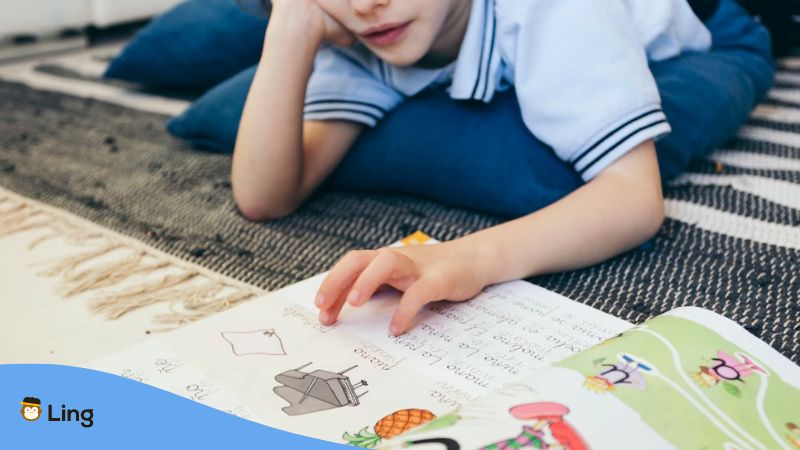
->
xmin=576 ymin=118 xmax=669 ymax=178
xmin=571 ymin=108 xmax=663 ymax=166
xmin=304 ymin=108 xmax=382 ymax=122
xmin=304 ymin=99 xmax=386 ymax=126
xmin=304 ymin=99 xmax=388 ymax=114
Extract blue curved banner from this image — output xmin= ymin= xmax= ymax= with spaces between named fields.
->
xmin=1 ymin=364 xmax=349 ymax=449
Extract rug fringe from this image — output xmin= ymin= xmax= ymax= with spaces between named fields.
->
xmin=0 ymin=189 xmax=265 ymax=327
xmin=28 ymin=231 xmax=65 ymax=250
xmin=40 ymin=243 xmax=125 ymax=277
xmin=154 ymin=290 xmax=258 ymax=326
xmin=88 ymin=274 xmax=260 ymax=324
xmin=90 ymin=273 xmax=201 ymax=319
xmin=0 ymin=203 xmax=50 ymax=237
xmin=58 ymin=252 xmax=168 ymax=297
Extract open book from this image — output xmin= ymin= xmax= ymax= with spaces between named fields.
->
xmin=86 ymin=233 xmax=800 ymax=449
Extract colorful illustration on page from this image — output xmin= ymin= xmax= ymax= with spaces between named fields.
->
xmin=379 ymin=411 xmax=463 ymax=449
xmin=691 ymin=350 xmax=767 ymax=398
xmin=344 ymin=408 xmax=437 ymax=448
xmin=557 ymin=315 xmax=800 ymax=450
xmin=478 ymin=402 xmax=588 ymax=450
xmin=787 ymin=422 xmax=800 ymax=449
xmin=583 ymin=353 xmax=653 ymax=393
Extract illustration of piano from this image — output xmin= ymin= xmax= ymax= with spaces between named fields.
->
xmin=273 ymin=362 xmax=369 ymax=416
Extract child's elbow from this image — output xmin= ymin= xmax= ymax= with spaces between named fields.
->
xmin=233 ymin=189 xmax=299 ymax=222
xmin=640 ymin=191 xmax=666 ymax=241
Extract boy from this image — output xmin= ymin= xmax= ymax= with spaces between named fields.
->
xmin=232 ymin=0 xmax=772 ymax=336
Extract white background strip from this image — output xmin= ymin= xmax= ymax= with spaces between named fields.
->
xmin=770 ymin=88 xmax=800 ymax=105
xmin=709 ymin=150 xmax=800 ymax=172
xmin=665 ymin=200 xmax=800 ymax=250
xmin=779 ymin=58 xmax=800 ymax=69
xmin=0 ymin=44 xmax=188 ymax=117
xmin=776 ymin=72 xmax=800 ymax=86
xmin=672 ymin=173 xmax=800 ymax=210
xmin=738 ymin=125 xmax=800 ymax=149
xmin=0 ymin=65 xmax=188 ymax=116
xmin=751 ymin=104 xmax=800 ymax=124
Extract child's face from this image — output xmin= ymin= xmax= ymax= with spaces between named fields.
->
xmin=314 ymin=0 xmax=465 ymax=66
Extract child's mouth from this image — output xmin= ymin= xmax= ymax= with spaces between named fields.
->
xmin=360 ymin=21 xmax=412 ymax=46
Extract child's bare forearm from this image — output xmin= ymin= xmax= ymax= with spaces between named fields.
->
xmin=231 ymin=5 xmax=322 ymax=219
xmin=315 ymin=141 xmax=665 ymax=334
xmin=459 ymin=140 xmax=665 ymax=284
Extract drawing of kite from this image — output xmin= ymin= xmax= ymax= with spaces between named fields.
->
xmin=220 ymin=329 xmax=287 ymax=356
xmin=273 ymin=362 xmax=369 ymax=416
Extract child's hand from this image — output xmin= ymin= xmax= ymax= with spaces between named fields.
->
xmin=314 ymin=242 xmax=489 ymax=336
xmin=270 ymin=0 xmax=355 ymax=46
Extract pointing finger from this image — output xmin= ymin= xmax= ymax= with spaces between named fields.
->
xmin=347 ymin=249 xmax=416 ymax=307
xmin=315 ymin=250 xmax=375 ymax=310
xmin=389 ymin=280 xmax=437 ymax=336
xmin=319 ymin=276 xmax=357 ymax=326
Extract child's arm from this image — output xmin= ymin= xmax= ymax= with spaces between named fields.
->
xmin=232 ymin=0 xmax=362 ymax=221
xmin=315 ymin=139 xmax=664 ymax=335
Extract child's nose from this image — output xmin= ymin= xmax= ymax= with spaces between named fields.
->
xmin=350 ymin=0 xmax=389 ymax=16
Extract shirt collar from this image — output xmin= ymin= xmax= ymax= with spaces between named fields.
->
xmin=449 ymin=0 xmax=501 ymax=102
xmin=348 ymin=0 xmax=501 ymax=100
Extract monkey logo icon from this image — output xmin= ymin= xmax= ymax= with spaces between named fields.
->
xmin=20 ymin=397 xmax=43 ymax=421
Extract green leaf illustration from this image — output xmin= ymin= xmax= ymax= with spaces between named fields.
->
xmin=343 ymin=426 xmax=381 ymax=448
xmin=722 ymin=381 xmax=742 ymax=398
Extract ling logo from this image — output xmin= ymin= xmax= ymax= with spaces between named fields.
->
xmin=19 ymin=396 xmax=94 ymax=427
xmin=20 ymin=397 xmax=43 ymax=421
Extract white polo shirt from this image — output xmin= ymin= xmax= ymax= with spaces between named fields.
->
xmin=304 ymin=0 xmax=712 ymax=181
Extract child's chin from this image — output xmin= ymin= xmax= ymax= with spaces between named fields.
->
xmin=375 ymin=48 xmax=427 ymax=67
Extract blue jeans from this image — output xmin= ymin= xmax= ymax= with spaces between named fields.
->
xmin=326 ymin=0 xmax=774 ymax=218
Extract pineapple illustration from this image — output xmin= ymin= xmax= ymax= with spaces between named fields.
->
xmin=344 ymin=409 xmax=436 ymax=448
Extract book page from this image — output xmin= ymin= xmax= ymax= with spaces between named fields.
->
xmin=387 ymin=306 xmax=800 ymax=450
xmin=88 ymin=339 xmax=255 ymax=420
xmin=282 ymin=276 xmax=630 ymax=394
xmin=84 ymin=255 xmax=629 ymax=444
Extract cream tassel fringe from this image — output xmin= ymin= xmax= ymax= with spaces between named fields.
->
xmin=0 ymin=189 xmax=264 ymax=329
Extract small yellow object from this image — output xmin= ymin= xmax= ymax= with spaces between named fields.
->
xmin=714 ymin=160 xmax=724 ymax=174
xmin=583 ymin=375 xmax=615 ymax=393
xmin=401 ymin=231 xmax=431 ymax=246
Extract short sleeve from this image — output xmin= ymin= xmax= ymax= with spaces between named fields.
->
xmin=304 ymin=44 xmax=404 ymax=127
xmin=499 ymin=0 xmax=672 ymax=181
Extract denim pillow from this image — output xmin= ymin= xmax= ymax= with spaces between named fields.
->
xmin=104 ymin=0 xmax=267 ymax=92
xmin=167 ymin=65 xmax=257 ymax=152
xmin=166 ymin=65 xmax=582 ymax=217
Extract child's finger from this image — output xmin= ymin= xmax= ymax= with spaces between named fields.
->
xmin=389 ymin=280 xmax=436 ymax=336
xmin=319 ymin=276 xmax=357 ymax=326
xmin=315 ymin=250 xmax=375 ymax=309
xmin=347 ymin=250 xmax=415 ymax=307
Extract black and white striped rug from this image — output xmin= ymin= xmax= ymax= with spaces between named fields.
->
xmin=0 ymin=45 xmax=798 ymax=362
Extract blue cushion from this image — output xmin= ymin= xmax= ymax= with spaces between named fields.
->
xmin=168 ymin=65 xmax=257 ymax=152
xmin=167 ymin=65 xmax=581 ymax=216
xmin=104 ymin=0 xmax=267 ymax=92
